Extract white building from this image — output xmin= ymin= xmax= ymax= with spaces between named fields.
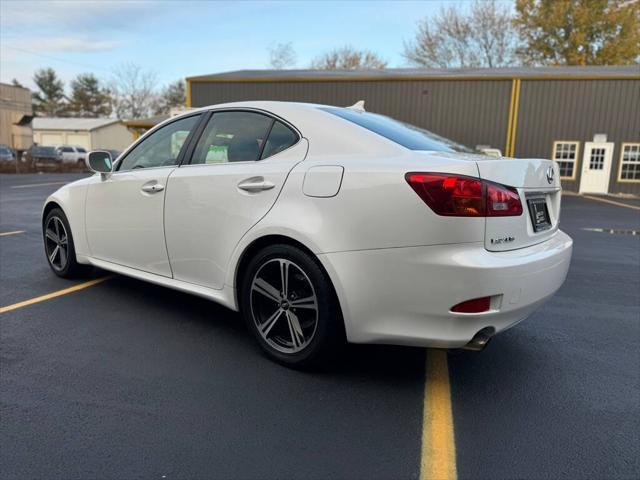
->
xmin=32 ymin=118 xmax=134 ymax=151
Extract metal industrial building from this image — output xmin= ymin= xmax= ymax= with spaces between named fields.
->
xmin=0 ymin=82 xmax=33 ymax=156
xmin=185 ymin=66 xmax=640 ymax=195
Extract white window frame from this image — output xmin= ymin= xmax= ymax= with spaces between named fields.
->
xmin=552 ymin=141 xmax=580 ymax=180
xmin=617 ymin=143 xmax=640 ymax=183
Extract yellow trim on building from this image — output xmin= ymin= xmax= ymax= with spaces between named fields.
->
xmin=123 ymin=120 xmax=157 ymax=128
xmin=186 ymin=79 xmax=192 ymax=108
xmin=508 ymin=79 xmax=522 ymax=157
xmin=504 ymin=78 xmax=516 ymax=156
xmin=186 ymin=74 xmax=639 ymax=84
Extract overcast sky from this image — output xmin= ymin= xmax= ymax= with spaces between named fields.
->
xmin=1 ymin=0 xmax=503 ymax=90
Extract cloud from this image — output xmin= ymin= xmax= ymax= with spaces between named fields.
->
xmin=18 ymin=36 xmax=121 ymax=54
xmin=0 ymin=1 xmax=152 ymax=33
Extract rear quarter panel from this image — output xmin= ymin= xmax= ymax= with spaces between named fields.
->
xmin=225 ymin=151 xmax=485 ymax=286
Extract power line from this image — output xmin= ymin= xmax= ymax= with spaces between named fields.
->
xmin=2 ymin=45 xmax=112 ymax=73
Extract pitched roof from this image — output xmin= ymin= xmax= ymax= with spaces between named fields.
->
xmin=187 ymin=66 xmax=640 ymax=82
xmin=32 ymin=117 xmax=120 ymax=131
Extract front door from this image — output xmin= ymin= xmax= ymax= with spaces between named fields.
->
xmin=85 ymin=114 xmax=202 ymax=276
xmin=164 ymin=110 xmax=307 ymax=289
xmin=579 ymin=142 xmax=614 ymax=194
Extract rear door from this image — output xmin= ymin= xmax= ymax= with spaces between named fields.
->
xmin=476 ymin=158 xmax=562 ymax=251
xmin=164 ymin=110 xmax=307 ymax=289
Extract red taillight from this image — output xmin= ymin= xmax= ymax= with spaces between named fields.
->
xmin=451 ymin=296 xmax=491 ymax=313
xmin=486 ymin=182 xmax=523 ymax=216
xmin=405 ymin=172 xmax=522 ymax=217
xmin=405 ymin=173 xmax=484 ymax=216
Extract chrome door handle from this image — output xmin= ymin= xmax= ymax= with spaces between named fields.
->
xmin=141 ymin=183 xmax=164 ymax=193
xmin=237 ymin=177 xmax=275 ymax=193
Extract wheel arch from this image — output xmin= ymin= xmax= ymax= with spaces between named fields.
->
xmin=42 ymin=200 xmax=65 ymax=227
xmin=235 ymin=234 xmax=319 ymax=295
xmin=232 ymin=234 xmax=345 ymax=329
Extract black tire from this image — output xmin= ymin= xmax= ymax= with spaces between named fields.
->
xmin=43 ymin=207 xmax=90 ymax=278
xmin=240 ymin=244 xmax=345 ymax=369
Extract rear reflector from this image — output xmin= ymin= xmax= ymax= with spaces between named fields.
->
xmin=451 ymin=296 xmax=491 ymax=313
xmin=405 ymin=172 xmax=523 ymax=217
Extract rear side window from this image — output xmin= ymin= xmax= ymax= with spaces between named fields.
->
xmin=319 ymin=107 xmax=475 ymax=153
xmin=76 ymin=147 xmax=86 ymax=153
xmin=261 ymin=121 xmax=298 ymax=159
xmin=62 ymin=147 xmax=73 ymax=152
xmin=191 ymin=111 xmax=273 ymax=164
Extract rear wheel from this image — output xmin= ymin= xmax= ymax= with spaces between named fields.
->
xmin=43 ymin=208 xmax=88 ymax=278
xmin=240 ymin=244 xmax=344 ymax=368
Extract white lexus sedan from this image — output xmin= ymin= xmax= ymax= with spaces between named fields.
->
xmin=42 ymin=101 xmax=572 ymax=368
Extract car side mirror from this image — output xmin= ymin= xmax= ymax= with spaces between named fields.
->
xmin=87 ymin=150 xmax=113 ymax=179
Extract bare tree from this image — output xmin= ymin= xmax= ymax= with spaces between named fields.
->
xmin=471 ymin=0 xmax=519 ymax=67
xmin=311 ymin=46 xmax=387 ymax=70
xmin=110 ymin=63 xmax=157 ymax=119
xmin=403 ymin=0 xmax=519 ymax=68
xmin=269 ymin=42 xmax=297 ymax=69
xmin=153 ymin=79 xmax=186 ymax=115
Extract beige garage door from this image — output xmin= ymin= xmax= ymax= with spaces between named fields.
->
xmin=41 ymin=133 xmax=63 ymax=146
xmin=67 ymin=134 xmax=90 ymax=149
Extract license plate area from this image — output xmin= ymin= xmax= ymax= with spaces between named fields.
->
xmin=527 ymin=197 xmax=552 ymax=232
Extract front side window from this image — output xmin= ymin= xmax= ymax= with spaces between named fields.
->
xmin=118 ymin=114 xmax=200 ymax=171
xmin=619 ymin=143 xmax=640 ymax=181
xmin=320 ymin=107 xmax=476 ymax=153
xmin=552 ymin=141 xmax=579 ymax=179
xmin=191 ymin=111 xmax=275 ymax=164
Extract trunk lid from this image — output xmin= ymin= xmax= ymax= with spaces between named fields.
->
xmin=476 ymin=158 xmax=561 ymax=251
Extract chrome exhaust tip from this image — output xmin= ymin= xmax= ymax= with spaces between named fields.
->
xmin=463 ymin=327 xmax=495 ymax=352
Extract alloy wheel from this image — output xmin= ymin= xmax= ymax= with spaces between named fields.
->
xmin=44 ymin=216 xmax=69 ymax=271
xmin=250 ymin=258 xmax=319 ymax=354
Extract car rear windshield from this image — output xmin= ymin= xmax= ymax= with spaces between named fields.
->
xmin=319 ymin=107 xmax=476 ymax=153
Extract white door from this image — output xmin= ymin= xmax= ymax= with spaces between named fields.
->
xmin=67 ymin=133 xmax=90 ymax=150
xmin=41 ymin=133 xmax=63 ymax=146
xmin=579 ymin=142 xmax=614 ymax=194
xmin=85 ymin=114 xmax=202 ymax=276
xmin=164 ymin=111 xmax=307 ymax=289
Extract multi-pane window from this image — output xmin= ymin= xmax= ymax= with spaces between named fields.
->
xmin=552 ymin=141 xmax=579 ymax=179
xmin=619 ymin=143 xmax=640 ymax=181
xmin=589 ymin=148 xmax=605 ymax=170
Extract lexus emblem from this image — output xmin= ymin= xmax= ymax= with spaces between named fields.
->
xmin=546 ymin=166 xmax=555 ymax=184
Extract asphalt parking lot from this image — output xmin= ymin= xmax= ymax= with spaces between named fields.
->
xmin=1 ymin=173 xmax=639 ymax=480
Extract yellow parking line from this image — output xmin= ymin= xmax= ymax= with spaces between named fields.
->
xmin=0 ymin=230 xmax=25 ymax=237
xmin=0 ymin=276 xmax=113 ymax=314
xmin=421 ymin=350 xmax=457 ymax=480
xmin=581 ymin=195 xmax=640 ymax=211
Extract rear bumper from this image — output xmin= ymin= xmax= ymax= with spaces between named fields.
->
xmin=318 ymin=230 xmax=573 ymax=348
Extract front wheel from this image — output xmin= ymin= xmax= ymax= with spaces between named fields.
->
xmin=240 ymin=244 xmax=344 ymax=369
xmin=43 ymin=207 xmax=89 ymax=278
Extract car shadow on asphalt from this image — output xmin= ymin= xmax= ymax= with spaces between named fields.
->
xmin=97 ymin=271 xmax=426 ymax=382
